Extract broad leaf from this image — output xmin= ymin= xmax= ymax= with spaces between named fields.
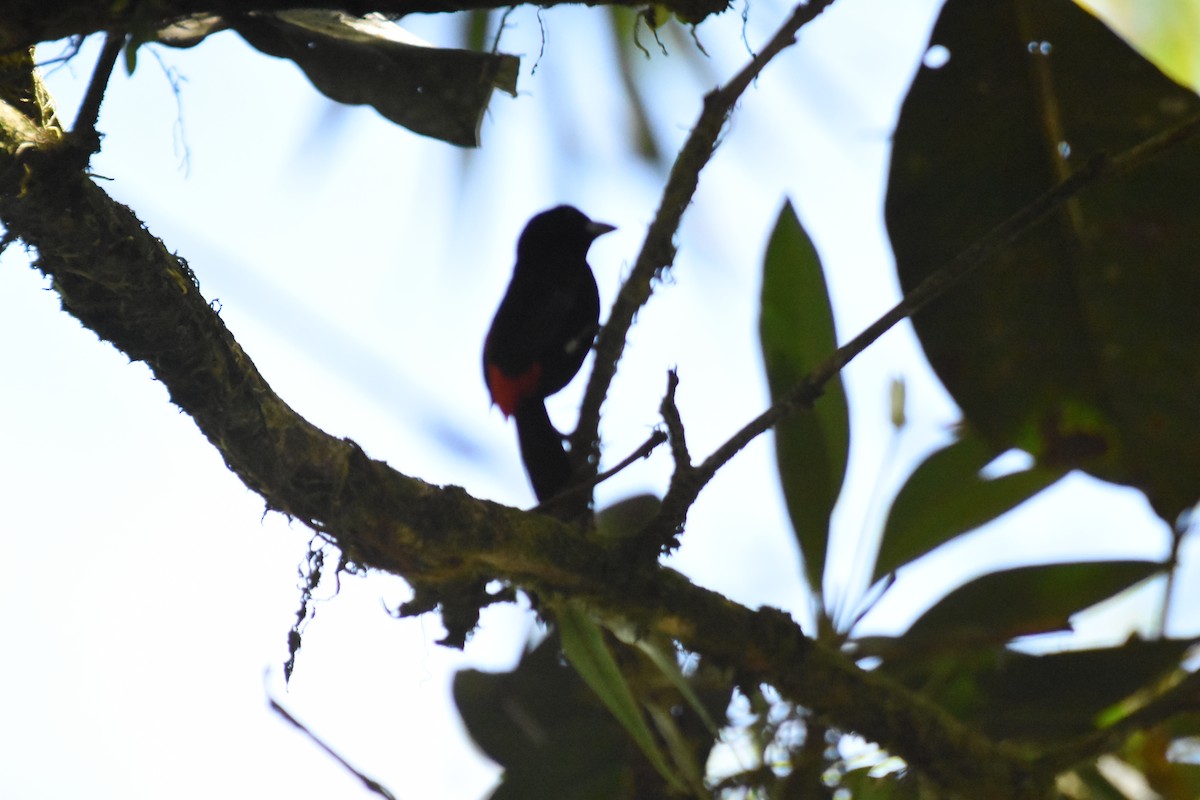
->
xmin=872 ymin=431 xmax=1062 ymax=581
xmin=877 ymin=636 xmax=1195 ymax=741
xmin=760 ymin=201 xmax=849 ymax=596
xmin=886 ymin=0 xmax=1200 ymax=521
xmin=453 ymin=636 xmax=635 ymax=799
xmin=1076 ymin=0 xmax=1200 ymax=91
xmin=595 ymin=494 xmax=662 ymax=542
xmin=235 ymin=11 xmax=518 ymax=147
xmin=903 ymin=560 xmax=1162 ymax=646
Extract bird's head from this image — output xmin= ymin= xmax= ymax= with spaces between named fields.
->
xmin=516 ymin=205 xmax=616 ymax=264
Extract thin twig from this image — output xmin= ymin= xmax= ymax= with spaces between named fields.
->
xmin=659 ymin=369 xmax=691 ymax=473
xmin=268 ymin=697 xmax=397 ymax=800
xmin=72 ymin=31 xmax=126 ymax=146
xmin=489 ymin=6 xmax=518 ymax=54
xmin=595 ymin=428 xmax=667 ymax=484
xmin=532 ymin=429 xmax=667 ymax=514
xmin=646 ymin=109 xmax=1200 ymax=543
xmin=570 ymin=0 xmax=838 ymax=470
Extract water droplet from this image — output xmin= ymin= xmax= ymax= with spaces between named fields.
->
xmin=923 ymin=44 xmax=950 ymax=69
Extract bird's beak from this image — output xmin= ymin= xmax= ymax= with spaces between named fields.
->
xmin=586 ymin=220 xmax=617 ymax=239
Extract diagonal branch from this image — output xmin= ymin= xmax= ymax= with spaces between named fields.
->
xmin=570 ymin=0 xmax=838 ymax=470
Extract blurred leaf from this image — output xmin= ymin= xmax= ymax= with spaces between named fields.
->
xmin=595 ymin=493 xmax=662 ymax=542
xmin=877 ymin=637 xmax=1195 ymax=742
xmin=903 ymin=560 xmax=1162 ymax=646
xmin=153 ymin=14 xmax=227 ymax=48
xmin=889 ymin=376 xmax=906 ymax=430
xmin=605 ymin=623 xmax=733 ymax=792
xmin=1073 ymin=761 xmax=1140 ymax=800
xmin=1164 ymin=714 xmax=1200 ymax=739
xmin=462 ymin=8 xmax=493 ymax=54
xmin=1076 ymin=0 xmax=1200 ymax=91
xmin=122 ymin=37 xmax=139 ymax=74
xmin=610 ymin=7 xmax=663 ymax=163
xmin=234 ymin=11 xmax=518 ymax=147
xmin=872 ymin=431 xmax=1063 ymax=581
xmin=837 ymin=767 xmax=921 ymax=800
xmin=453 ymin=635 xmax=635 ymax=800
xmin=558 ymin=602 xmax=686 ymax=793
xmin=627 ymin=635 xmax=720 ymax=736
xmin=760 ymin=201 xmax=850 ymax=596
xmin=455 ymin=623 xmax=727 ymax=799
xmin=1122 ymin=724 xmax=1200 ymax=800
xmin=886 ymin=0 xmax=1200 ymax=521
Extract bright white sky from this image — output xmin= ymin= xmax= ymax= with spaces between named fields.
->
xmin=1 ymin=1 xmax=1193 ymax=798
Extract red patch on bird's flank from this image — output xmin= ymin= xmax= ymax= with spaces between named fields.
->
xmin=487 ymin=363 xmax=542 ymax=417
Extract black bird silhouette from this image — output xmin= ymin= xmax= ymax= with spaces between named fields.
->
xmin=483 ymin=205 xmax=615 ymax=501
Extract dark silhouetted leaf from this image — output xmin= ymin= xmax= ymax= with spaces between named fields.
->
xmin=760 ymin=201 xmax=849 ymax=595
xmin=453 ymin=635 xmax=636 ymax=799
xmin=902 ymin=560 xmax=1162 ymax=646
xmin=235 ymin=11 xmax=518 ymax=147
xmin=876 ymin=636 xmax=1195 ymax=742
xmin=885 ymin=0 xmax=1200 ymax=521
xmin=595 ymin=494 xmax=663 ymax=542
xmin=872 ymin=430 xmax=1062 ymax=581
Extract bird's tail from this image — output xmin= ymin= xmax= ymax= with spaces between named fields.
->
xmin=514 ymin=401 xmax=570 ymax=502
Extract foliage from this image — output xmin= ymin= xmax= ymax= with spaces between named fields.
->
xmin=451 ymin=1 xmax=1200 ymax=796
xmin=887 ymin=0 xmax=1200 ymax=521
xmin=1 ymin=0 xmax=1199 ymax=799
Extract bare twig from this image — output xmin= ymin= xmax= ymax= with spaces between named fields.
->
xmin=268 ymin=697 xmax=397 ymax=800
xmin=533 ymin=429 xmax=668 ymax=514
xmin=595 ymin=428 xmax=668 ymax=485
xmin=72 ymin=31 xmax=125 ymax=148
xmin=659 ymin=369 xmax=692 ymax=474
xmin=570 ymin=0 xmax=839 ymax=470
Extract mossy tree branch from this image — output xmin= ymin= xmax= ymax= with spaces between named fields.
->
xmin=0 ymin=0 xmax=728 ymax=53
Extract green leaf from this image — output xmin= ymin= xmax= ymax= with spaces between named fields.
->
xmin=557 ymin=602 xmax=686 ymax=793
xmin=122 ymin=39 xmax=139 ymax=75
xmin=886 ymin=0 xmax=1200 ymax=521
xmin=876 ymin=636 xmax=1195 ymax=741
xmin=595 ymin=494 xmax=662 ymax=542
xmin=872 ymin=431 xmax=1063 ymax=581
xmin=903 ymin=560 xmax=1163 ymax=646
xmin=759 ymin=200 xmax=849 ymax=596
xmin=452 ymin=635 xmax=634 ymax=800
xmin=1077 ymin=0 xmax=1200 ymax=91
xmin=628 ymin=635 xmax=720 ymax=736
